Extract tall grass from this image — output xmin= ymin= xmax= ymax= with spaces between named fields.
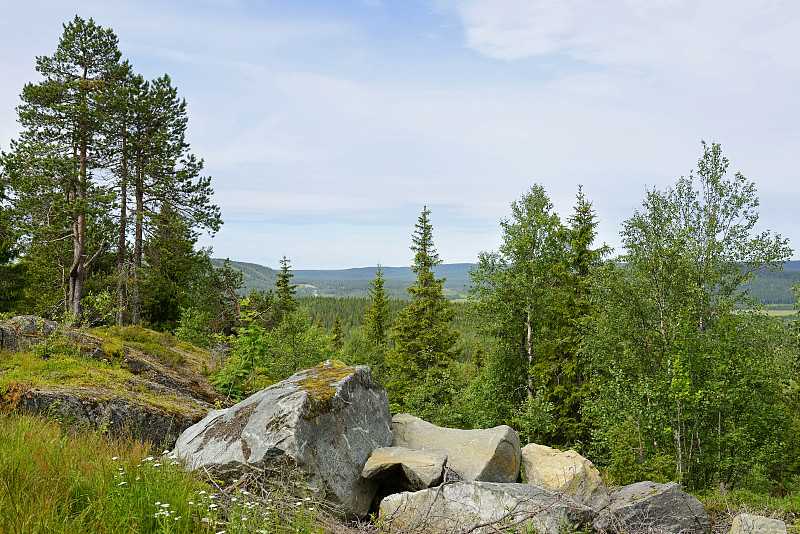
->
xmin=0 ymin=411 xmax=378 ymax=534
xmin=0 ymin=411 xmax=211 ymax=533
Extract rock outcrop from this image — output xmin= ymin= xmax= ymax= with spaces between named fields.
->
xmin=391 ymin=413 xmax=520 ymax=483
xmin=730 ymin=514 xmax=787 ymax=534
xmin=521 ymin=443 xmax=610 ymax=510
xmin=0 ymin=317 xmax=218 ymax=447
xmin=593 ymin=481 xmax=710 ymax=534
xmin=380 ymin=481 xmax=596 ymax=534
xmin=174 ymin=360 xmax=392 ymax=518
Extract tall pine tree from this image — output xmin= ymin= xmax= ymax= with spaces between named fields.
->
xmin=9 ymin=15 xmax=124 ymax=321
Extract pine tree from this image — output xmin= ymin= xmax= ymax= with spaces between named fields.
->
xmin=387 ymin=207 xmax=459 ymax=413
xmin=364 ymin=264 xmax=391 ymax=345
xmin=9 ymin=15 xmax=124 ymax=321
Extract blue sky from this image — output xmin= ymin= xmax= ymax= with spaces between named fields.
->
xmin=2 ymin=0 xmax=799 ymax=269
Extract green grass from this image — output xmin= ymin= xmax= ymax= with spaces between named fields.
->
xmin=98 ymin=326 xmax=188 ymax=366
xmin=698 ymin=487 xmax=800 ymax=532
xmin=0 ymin=411 xmax=210 ymax=533
xmin=0 ymin=411 xmax=370 ymax=534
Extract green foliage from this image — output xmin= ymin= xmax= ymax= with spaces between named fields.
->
xmin=102 ymin=325 xmax=185 ymax=366
xmin=467 ymin=185 xmax=605 ymax=446
xmin=330 ymin=314 xmax=343 ymax=352
xmin=214 ymin=308 xmax=332 ymax=401
xmin=605 ymin=421 xmax=675 ymax=486
xmin=584 ymin=142 xmax=798 ymax=490
xmin=0 ymin=412 xmax=345 ymax=534
xmin=364 ymin=265 xmax=392 ymax=345
xmin=387 ymin=207 xmax=460 ymax=414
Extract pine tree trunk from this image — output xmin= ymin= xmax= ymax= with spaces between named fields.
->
xmin=116 ymin=139 xmax=128 ymax=326
xmin=132 ymin=174 xmax=144 ymax=325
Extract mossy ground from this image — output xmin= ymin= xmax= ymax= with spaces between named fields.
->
xmin=0 ymin=324 xmax=219 ymax=420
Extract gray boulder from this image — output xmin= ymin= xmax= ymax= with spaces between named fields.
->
xmin=174 ymin=361 xmax=392 ymax=518
xmin=380 ymin=481 xmax=596 ymax=534
xmin=391 ymin=413 xmax=520 ymax=483
xmin=521 ymin=443 xmax=610 ymax=510
xmin=593 ymin=481 xmax=710 ymax=534
xmin=362 ymin=446 xmax=447 ymax=491
xmin=731 ymin=514 xmax=787 ymax=534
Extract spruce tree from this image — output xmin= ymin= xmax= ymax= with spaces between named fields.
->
xmin=275 ymin=256 xmax=297 ymax=318
xmin=364 ymin=264 xmax=391 ymax=345
xmin=387 ymin=207 xmax=459 ymax=413
xmin=331 ymin=314 xmax=343 ymax=352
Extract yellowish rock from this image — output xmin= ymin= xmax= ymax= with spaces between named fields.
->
xmin=521 ymin=443 xmax=609 ymax=510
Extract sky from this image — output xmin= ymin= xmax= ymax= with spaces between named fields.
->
xmin=1 ymin=0 xmax=799 ymax=270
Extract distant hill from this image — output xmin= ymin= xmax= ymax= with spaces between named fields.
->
xmin=211 ymin=259 xmax=474 ymax=299
xmin=212 ymin=258 xmax=800 ymax=304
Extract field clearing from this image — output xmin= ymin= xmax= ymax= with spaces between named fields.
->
xmin=764 ymin=309 xmax=798 ymax=317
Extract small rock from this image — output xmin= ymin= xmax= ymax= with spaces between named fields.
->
xmin=731 ymin=514 xmax=787 ymax=534
xmin=362 ymin=446 xmax=447 ymax=491
xmin=593 ymin=481 xmax=710 ymax=534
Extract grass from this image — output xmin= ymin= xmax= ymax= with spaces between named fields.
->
xmin=697 ymin=486 xmax=800 ymax=533
xmin=96 ymin=326 xmax=188 ymax=367
xmin=0 ymin=411 xmax=377 ymax=534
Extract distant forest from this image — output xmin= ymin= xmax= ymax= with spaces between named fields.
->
xmin=213 ymin=258 xmax=800 ymax=305
xmin=211 ymin=259 xmax=473 ymax=299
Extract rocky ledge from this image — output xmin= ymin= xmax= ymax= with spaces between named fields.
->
xmin=0 ymin=315 xmax=221 ymax=447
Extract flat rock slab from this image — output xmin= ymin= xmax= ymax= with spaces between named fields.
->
xmin=391 ymin=413 xmax=520 ymax=483
xmin=380 ymin=481 xmax=596 ymax=534
xmin=731 ymin=514 xmax=787 ymax=534
xmin=522 ymin=443 xmax=610 ymax=510
xmin=362 ymin=446 xmax=447 ymax=491
xmin=593 ymin=481 xmax=710 ymax=534
xmin=174 ymin=361 xmax=392 ymax=518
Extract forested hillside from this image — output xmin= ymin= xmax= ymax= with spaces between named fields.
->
xmin=215 ymin=257 xmax=800 ymax=305
xmin=212 ymin=258 xmax=473 ymax=299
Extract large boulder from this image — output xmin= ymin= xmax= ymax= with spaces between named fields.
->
xmin=730 ymin=514 xmax=787 ymax=534
xmin=593 ymin=481 xmax=710 ymax=534
xmin=380 ymin=481 xmax=596 ymax=534
xmin=391 ymin=413 xmax=520 ymax=483
xmin=521 ymin=443 xmax=610 ymax=510
xmin=174 ymin=361 xmax=392 ymax=518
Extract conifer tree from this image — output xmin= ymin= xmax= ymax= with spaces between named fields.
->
xmin=275 ymin=256 xmax=297 ymax=318
xmin=387 ymin=207 xmax=459 ymax=413
xmin=9 ymin=15 xmax=124 ymax=321
xmin=365 ymin=264 xmax=391 ymax=345
xmin=331 ymin=314 xmax=343 ymax=351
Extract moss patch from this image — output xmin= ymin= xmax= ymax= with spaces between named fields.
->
xmin=293 ymin=361 xmax=355 ymax=420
